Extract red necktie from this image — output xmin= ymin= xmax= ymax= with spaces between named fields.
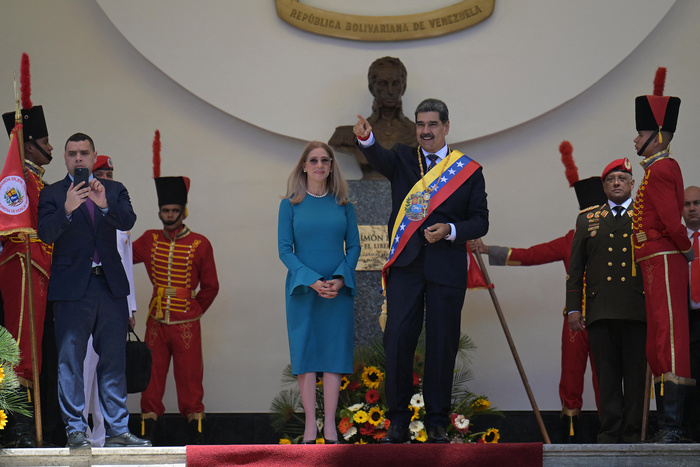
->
xmin=691 ymin=232 xmax=700 ymax=303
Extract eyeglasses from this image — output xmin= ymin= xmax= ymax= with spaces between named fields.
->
xmin=306 ymin=157 xmax=332 ymax=165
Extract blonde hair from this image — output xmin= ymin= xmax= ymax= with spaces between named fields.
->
xmin=284 ymin=141 xmax=350 ymax=205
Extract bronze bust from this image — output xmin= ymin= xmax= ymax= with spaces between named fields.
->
xmin=329 ymin=57 xmax=416 ymax=180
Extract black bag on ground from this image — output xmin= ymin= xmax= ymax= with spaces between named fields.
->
xmin=125 ymin=327 xmax=152 ymax=393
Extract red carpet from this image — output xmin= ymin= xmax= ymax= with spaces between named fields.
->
xmin=187 ymin=443 xmax=543 ymax=467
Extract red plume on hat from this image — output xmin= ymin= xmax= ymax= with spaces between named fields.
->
xmin=153 ymin=130 xmax=161 ymax=179
xmin=653 ymin=67 xmax=666 ymax=97
xmin=560 ymin=140 xmax=578 ymax=187
xmin=20 ymin=53 xmax=32 ymax=110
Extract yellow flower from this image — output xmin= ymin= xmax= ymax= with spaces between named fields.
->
xmin=353 ymin=410 xmax=369 ymax=424
xmin=0 ymin=367 xmax=4 ymax=384
xmin=355 ymin=438 xmax=367 ymax=444
xmin=340 ymin=376 xmax=349 ymax=390
xmin=361 ymin=366 xmax=384 ymax=389
xmin=414 ymin=429 xmax=427 ymax=443
xmin=367 ymin=407 xmax=384 ymax=426
xmin=409 ymin=405 xmax=421 ymax=421
xmin=472 ymin=398 xmax=491 ymax=412
xmin=279 ymin=438 xmax=291 ymax=444
xmin=482 ymin=428 xmax=500 ymax=443
xmin=0 ymin=411 xmax=6 ymax=430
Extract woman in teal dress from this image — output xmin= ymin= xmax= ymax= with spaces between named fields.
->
xmin=278 ymin=141 xmax=360 ymax=444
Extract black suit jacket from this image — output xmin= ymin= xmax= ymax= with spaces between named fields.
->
xmin=38 ymin=174 xmax=137 ymax=301
xmin=360 ymin=142 xmax=489 ymax=289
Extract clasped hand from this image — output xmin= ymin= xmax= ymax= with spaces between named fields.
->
xmin=64 ymin=178 xmax=107 ymax=215
xmin=311 ymin=278 xmax=344 ymax=299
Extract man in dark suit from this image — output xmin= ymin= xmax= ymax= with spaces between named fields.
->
xmin=566 ymin=158 xmax=647 ymax=443
xmin=353 ymin=98 xmax=489 ymax=443
xmin=37 ymin=133 xmax=150 ymax=448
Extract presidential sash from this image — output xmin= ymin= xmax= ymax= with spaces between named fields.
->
xmin=381 ymin=150 xmax=480 ymax=291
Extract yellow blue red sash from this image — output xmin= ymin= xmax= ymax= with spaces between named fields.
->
xmin=381 ymin=150 xmax=480 ymax=290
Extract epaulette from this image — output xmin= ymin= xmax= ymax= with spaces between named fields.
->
xmin=579 ymin=204 xmax=600 ymax=215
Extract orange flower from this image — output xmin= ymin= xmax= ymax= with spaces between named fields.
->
xmin=338 ymin=416 xmax=353 ymax=435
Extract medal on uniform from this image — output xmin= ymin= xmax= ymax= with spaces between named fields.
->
xmin=405 ymin=192 xmax=429 ymax=221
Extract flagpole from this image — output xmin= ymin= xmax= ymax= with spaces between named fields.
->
xmin=472 ymin=250 xmax=551 ymax=444
xmin=13 ymin=77 xmax=43 ymax=448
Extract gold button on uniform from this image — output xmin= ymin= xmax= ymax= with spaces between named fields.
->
xmin=607 ymin=277 xmax=612 ymax=281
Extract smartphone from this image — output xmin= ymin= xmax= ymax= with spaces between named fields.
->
xmin=74 ymin=167 xmax=89 ymax=188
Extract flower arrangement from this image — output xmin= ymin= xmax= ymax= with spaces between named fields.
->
xmin=270 ymin=332 xmax=502 ymax=444
xmin=0 ymin=326 xmax=31 ymax=428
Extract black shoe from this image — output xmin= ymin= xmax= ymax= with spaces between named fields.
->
xmin=427 ymin=425 xmax=449 ymax=444
xmin=187 ymin=419 xmax=204 ymax=445
xmin=15 ymin=433 xmax=36 ymax=448
xmin=300 ymin=439 xmax=317 ymax=444
xmin=66 ymin=431 xmax=91 ymax=448
xmin=141 ymin=417 xmax=157 ymax=445
xmin=381 ymin=424 xmax=410 ymax=444
xmin=646 ymin=427 xmax=691 ymax=444
xmin=104 ymin=432 xmax=152 ymax=447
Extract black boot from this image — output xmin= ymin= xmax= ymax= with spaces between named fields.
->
xmin=187 ymin=417 xmax=204 ymax=445
xmin=647 ymin=374 xmax=694 ymax=443
xmin=13 ymin=411 xmax=37 ymax=448
xmin=141 ymin=416 xmax=158 ymax=445
xmin=7 ymin=385 xmax=36 ymax=448
xmin=560 ymin=409 xmax=580 ymax=443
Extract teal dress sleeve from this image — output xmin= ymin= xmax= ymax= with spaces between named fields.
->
xmin=331 ymin=202 xmax=361 ymax=296
xmin=278 ymin=199 xmax=323 ymax=295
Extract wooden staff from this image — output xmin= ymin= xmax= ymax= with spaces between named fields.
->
xmin=13 ymin=79 xmax=43 ymax=447
xmin=473 ymin=251 xmax=551 ymax=444
xmin=641 ymin=364 xmax=652 ymax=441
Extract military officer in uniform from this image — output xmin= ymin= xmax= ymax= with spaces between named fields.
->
xmin=566 ymin=158 xmax=647 ymax=443
xmin=471 ymin=172 xmax=606 ymax=443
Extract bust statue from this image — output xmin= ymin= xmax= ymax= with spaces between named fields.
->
xmin=329 ymin=56 xmax=416 ymax=180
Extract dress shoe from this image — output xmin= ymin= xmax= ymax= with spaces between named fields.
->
xmin=300 ymin=439 xmax=317 ymax=444
xmin=104 ymin=432 xmax=152 ymax=447
xmin=380 ymin=424 xmax=410 ymax=444
xmin=66 ymin=431 xmax=91 ymax=448
xmin=427 ymin=425 xmax=449 ymax=443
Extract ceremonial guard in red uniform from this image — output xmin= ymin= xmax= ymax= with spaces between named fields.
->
xmin=472 ymin=141 xmax=604 ymax=442
xmin=0 ymin=54 xmax=54 ymax=447
xmin=631 ymin=67 xmax=694 ymax=443
xmin=134 ymin=133 xmax=219 ymax=444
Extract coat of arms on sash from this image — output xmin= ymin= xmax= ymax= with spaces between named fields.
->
xmin=405 ymin=192 xmax=428 ymax=221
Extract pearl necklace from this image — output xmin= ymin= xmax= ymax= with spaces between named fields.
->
xmin=306 ymin=190 xmax=328 ymax=198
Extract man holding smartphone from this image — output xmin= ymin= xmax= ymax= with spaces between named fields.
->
xmin=37 ymin=133 xmax=150 ymax=448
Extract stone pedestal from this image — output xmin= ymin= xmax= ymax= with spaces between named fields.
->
xmin=348 ymin=179 xmax=391 ymax=348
